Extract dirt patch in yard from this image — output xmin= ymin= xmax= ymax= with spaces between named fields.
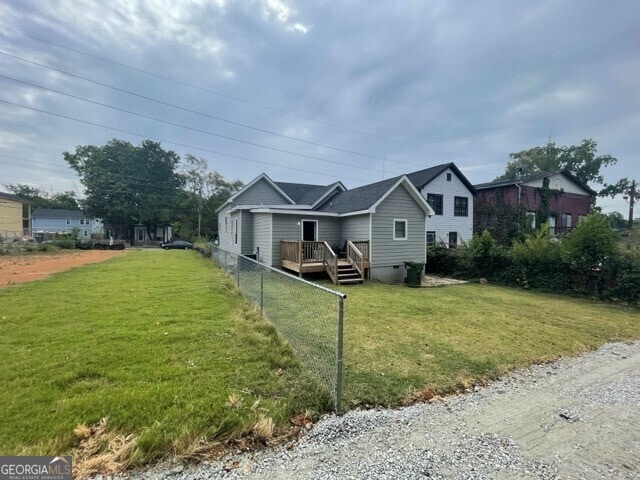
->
xmin=422 ymin=275 xmax=468 ymax=287
xmin=0 ymin=250 xmax=127 ymax=287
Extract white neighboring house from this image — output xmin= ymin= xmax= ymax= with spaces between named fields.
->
xmin=406 ymin=162 xmax=477 ymax=248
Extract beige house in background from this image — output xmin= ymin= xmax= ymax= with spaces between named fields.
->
xmin=0 ymin=192 xmax=31 ymax=242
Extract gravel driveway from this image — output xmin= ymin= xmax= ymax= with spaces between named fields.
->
xmin=102 ymin=341 xmax=640 ymax=479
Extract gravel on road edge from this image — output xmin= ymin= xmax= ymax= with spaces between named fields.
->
xmin=96 ymin=340 xmax=640 ymax=480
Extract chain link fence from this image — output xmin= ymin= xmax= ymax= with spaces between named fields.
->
xmin=211 ymin=244 xmax=345 ymax=413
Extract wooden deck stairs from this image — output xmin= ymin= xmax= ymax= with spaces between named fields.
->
xmin=337 ymin=262 xmax=364 ymax=285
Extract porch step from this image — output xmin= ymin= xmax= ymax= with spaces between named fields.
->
xmin=336 ymin=265 xmax=363 ymax=285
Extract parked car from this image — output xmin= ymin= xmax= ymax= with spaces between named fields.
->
xmin=160 ymin=240 xmax=193 ymax=250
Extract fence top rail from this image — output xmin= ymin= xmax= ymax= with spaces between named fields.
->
xmin=210 ymin=243 xmax=347 ymax=299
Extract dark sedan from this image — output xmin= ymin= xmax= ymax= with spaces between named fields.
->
xmin=160 ymin=240 xmax=193 ymax=250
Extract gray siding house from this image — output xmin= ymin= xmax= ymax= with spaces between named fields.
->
xmin=217 ymin=173 xmax=434 ymax=284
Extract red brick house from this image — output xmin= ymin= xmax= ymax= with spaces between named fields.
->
xmin=474 ymin=170 xmax=596 ymax=238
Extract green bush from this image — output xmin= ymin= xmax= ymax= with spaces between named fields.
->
xmin=511 ymin=226 xmax=570 ymax=291
xmin=610 ymin=250 xmax=640 ymax=304
xmin=562 ymin=213 xmax=619 ymax=294
xmin=463 ymin=230 xmax=511 ymax=280
xmin=425 ymin=245 xmax=464 ymax=276
xmin=52 ymin=239 xmax=76 ymax=249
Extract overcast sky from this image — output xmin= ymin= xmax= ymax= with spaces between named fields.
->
xmin=1 ymin=0 xmax=638 ymax=214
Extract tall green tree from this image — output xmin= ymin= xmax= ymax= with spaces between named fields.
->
xmin=3 ymin=184 xmax=79 ymax=210
xmin=64 ymin=139 xmax=183 ymax=238
xmin=173 ymin=154 xmax=243 ymax=240
xmin=497 ymin=138 xmax=616 ymax=185
xmin=600 ymin=178 xmax=638 ymax=228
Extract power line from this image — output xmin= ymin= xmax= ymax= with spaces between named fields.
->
xmin=0 ymin=98 xmax=375 ymax=185
xmin=0 ymin=24 xmax=465 ymax=155
xmin=0 ymin=50 xmax=403 ymax=163
xmin=0 ymin=74 xmax=404 ymax=176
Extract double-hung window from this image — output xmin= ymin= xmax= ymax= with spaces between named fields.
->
xmin=426 ymin=194 xmax=443 ymax=215
xmin=393 ymin=219 xmax=407 ymax=240
xmin=454 ymin=196 xmax=468 ymax=217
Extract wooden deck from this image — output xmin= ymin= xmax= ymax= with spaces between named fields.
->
xmin=282 ymin=259 xmax=360 ymax=274
xmin=280 ymin=240 xmax=370 ymax=284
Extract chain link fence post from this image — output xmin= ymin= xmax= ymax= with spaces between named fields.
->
xmin=210 ymin=244 xmax=346 ymax=413
xmin=336 ymin=295 xmax=344 ymax=414
xmin=260 ymin=270 xmax=264 ymax=314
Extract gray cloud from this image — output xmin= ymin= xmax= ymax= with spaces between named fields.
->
xmin=0 ymin=0 xmax=638 ymax=214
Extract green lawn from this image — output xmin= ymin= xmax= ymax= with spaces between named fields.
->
xmin=0 ymin=250 xmax=329 ymax=468
xmin=2 ymin=251 xmax=639 ymax=471
xmin=341 ymin=281 xmax=640 ymax=406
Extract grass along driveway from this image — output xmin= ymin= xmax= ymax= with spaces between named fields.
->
xmin=341 ymin=281 xmax=640 ymax=406
xmin=0 ymin=250 xmax=328 ymax=474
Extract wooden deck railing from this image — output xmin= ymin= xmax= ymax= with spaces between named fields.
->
xmin=346 ymin=240 xmax=365 ymax=280
xmin=281 ymin=240 xmax=326 ymax=269
xmin=323 ymin=242 xmax=338 ymax=284
xmin=351 ymin=240 xmax=369 ymax=261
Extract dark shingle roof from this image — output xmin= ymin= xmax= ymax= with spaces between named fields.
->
xmin=405 ymin=162 xmax=477 ymax=194
xmin=0 ymin=191 xmax=29 ymax=203
xmin=275 ymin=181 xmax=337 ymax=205
xmin=474 ymin=170 xmax=596 ymax=195
xmin=316 ymin=176 xmax=403 ymax=213
xmin=32 ymin=208 xmax=87 ymax=219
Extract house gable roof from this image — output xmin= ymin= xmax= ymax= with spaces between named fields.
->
xmin=274 ymin=180 xmax=346 ymax=206
xmin=406 ymin=162 xmax=477 ymax=195
xmin=32 ymin=208 xmax=88 ymax=219
xmin=316 ymin=175 xmax=434 ymax=215
xmin=216 ymin=173 xmax=295 ymax=212
xmin=474 ymin=170 xmax=596 ymax=196
xmin=0 ymin=191 xmax=30 ymax=203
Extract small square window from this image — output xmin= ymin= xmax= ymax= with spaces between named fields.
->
xmin=393 ymin=219 xmax=407 ymax=240
xmin=446 ymin=173 xmax=452 ymax=181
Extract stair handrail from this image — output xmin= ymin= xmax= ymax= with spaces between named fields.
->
xmin=346 ymin=240 xmax=365 ymax=281
xmin=322 ymin=241 xmax=338 ymax=284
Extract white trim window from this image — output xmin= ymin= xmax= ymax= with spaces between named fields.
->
xmin=393 ymin=219 xmax=408 ymax=240
xmin=526 ymin=211 xmax=536 ymax=228
xmin=232 ymin=218 xmax=238 ymax=245
xmin=225 ymin=216 xmax=228 ymax=233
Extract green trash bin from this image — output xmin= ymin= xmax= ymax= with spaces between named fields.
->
xmin=404 ymin=261 xmax=424 ymax=287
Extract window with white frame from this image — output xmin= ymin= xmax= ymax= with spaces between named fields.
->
xmin=232 ymin=218 xmax=238 ymax=244
xmin=393 ymin=219 xmax=407 ymax=240
xmin=66 ymin=218 xmax=71 ymax=225
xmin=225 ymin=216 xmax=228 ymax=233
xmin=562 ymin=213 xmax=572 ymax=228
xmin=526 ymin=211 xmax=536 ymax=229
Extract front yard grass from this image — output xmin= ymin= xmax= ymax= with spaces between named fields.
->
xmin=342 ymin=281 xmax=640 ymax=406
xmin=0 ymin=250 xmax=328 ymax=470
xmin=2 ymin=250 xmax=639 ymax=472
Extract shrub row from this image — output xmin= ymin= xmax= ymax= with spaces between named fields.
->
xmin=426 ymin=214 xmax=640 ymax=304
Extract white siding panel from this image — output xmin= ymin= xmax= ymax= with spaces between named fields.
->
xmin=420 ymin=167 xmax=474 ymax=244
xmin=525 ymin=173 xmax=590 ymax=195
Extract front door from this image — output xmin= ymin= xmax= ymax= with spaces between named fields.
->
xmin=302 ymin=220 xmax=317 ymax=241
xmin=137 ymin=228 xmax=145 ymax=243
